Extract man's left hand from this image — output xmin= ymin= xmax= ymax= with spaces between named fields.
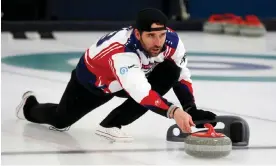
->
xmin=185 ymin=106 xmax=217 ymax=128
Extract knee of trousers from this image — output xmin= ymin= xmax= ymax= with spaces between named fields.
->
xmin=150 ymin=60 xmax=181 ymax=84
xmin=158 ymin=60 xmax=180 ymax=80
xmin=148 ymin=60 xmax=181 ymax=96
xmin=53 ymin=122 xmax=71 ymax=129
xmin=52 ymin=118 xmax=74 ymax=129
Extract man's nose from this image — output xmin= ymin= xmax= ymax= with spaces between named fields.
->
xmin=154 ymin=37 xmax=162 ymax=46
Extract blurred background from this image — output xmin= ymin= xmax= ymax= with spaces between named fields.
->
xmin=1 ymin=0 xmax=276 ymax=33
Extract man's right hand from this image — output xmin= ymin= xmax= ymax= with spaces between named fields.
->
xmin=173 ymin=108 xmax=195 ymax=133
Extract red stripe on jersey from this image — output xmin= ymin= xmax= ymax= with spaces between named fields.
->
xmin=167 ymin=48 xmax=176 ymax=59
xmin=163 ymin=46 xmax=170 ymax=57
xmin=86 ymin=49 xmax=90 ymax=57
xmin=84 ymin=43 xmax=125 ymax=80
xmin=85 ymin=43 xmax=124 ymax=65
xmin=180 ymin=79 xmax=194 ymax=94
xmin=86 ymin=42 xmax=121 ymax=61
xmin=95 ymin=43 xmax=121 ymax=60
xmin=109 ymin=58 xmax=124 ymax=88
xmin=166 ymin=27 xmax=175 ymax=32
xmin=109 ymin=59 xmax=121 ymax=85
xmin=163 ymin=46 xmax=176 ymax=60
xmin=140 ymin=90 xmax=170 ymax=110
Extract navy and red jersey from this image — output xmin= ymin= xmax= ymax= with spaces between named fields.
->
xmin=76 ymin=27 xmax=194 ymax=117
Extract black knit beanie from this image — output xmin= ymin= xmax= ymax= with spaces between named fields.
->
xmin=135 ymin=8 xmax=168 ymax=32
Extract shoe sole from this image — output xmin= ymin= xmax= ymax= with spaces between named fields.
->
xmin=95 ymin=130 xmax=134 ymax=142
xmin=15 ymin=91 xmax=34 ymax=120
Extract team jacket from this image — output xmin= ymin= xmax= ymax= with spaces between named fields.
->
xmin=76 ymin=27 xmax=194 ymax=118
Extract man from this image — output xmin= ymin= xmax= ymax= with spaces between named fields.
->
xmin=16 ymin=8 xmax=216 ymax=142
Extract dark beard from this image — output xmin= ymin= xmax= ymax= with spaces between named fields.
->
xmin=140 ymin=38 xmax=161 ymax=57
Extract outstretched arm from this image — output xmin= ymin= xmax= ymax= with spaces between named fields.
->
xmin=169 ymin=38 xmax=195 ymax=109
xmin=110 ymin=52 xmax=195 ymax=132
xmin=170 ymin=38 xmax=217 ymax=127
xmin=110 ymin=52 xmax=177 ymax=118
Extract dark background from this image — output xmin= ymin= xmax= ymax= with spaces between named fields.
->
xmin=2 ymin=0 xmax=276 ymax=31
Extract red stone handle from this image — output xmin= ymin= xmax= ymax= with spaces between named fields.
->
xmin=204 ymin=123 xmax=216 ymax=134
xmin=191 ymin=123 xmax=224 ymax=137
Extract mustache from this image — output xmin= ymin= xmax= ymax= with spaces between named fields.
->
xmin=152 ymin=46 xmax=162 ymax=49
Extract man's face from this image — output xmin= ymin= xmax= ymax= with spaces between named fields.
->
xmin=135 ymin=23 xmax=166 ymax=57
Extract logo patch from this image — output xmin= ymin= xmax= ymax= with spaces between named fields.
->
xmin=120 ymin=67 xmax=128 ymax=75
xmin=155 ymin=99 xmax=161 ymax=106
xmin=180 ymin=53 xmax=187 ymax=65
xmin=128 ymin=64 xmax=139 ymax=69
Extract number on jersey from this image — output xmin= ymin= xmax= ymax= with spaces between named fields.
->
xmin=96 ymin=31 xmax=118 ymax=47
xmin=95 ymin=27 xmax=132 ymax=47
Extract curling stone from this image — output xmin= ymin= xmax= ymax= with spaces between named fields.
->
xmin=240 ymin=24 xmax=266 ymax=37
xmin=203 ymin=22 xmax=224 ymax=34
xmin=184 ymin=123 xmax=232 ymax=158
xmin=224 ymin=23 xmax=240 ymax=35
xmin=167 ymin=115 xmax=250 ymax=146
xmin=203 ymin=15 xmax=224 ymax=34
xmin=240 ymin=15 xmax=266 ymax=37
xmin=222 ymin=14 xmax=242 ymax=35
xmin=223 ymin=16 xmax=243 ymax=35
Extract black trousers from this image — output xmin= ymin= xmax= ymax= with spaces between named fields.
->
xmin=24 ymin=60 xmax=181 ymax=129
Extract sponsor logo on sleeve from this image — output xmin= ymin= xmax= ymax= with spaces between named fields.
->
xmin=120 ymin=67 xmax=128 ymax=75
